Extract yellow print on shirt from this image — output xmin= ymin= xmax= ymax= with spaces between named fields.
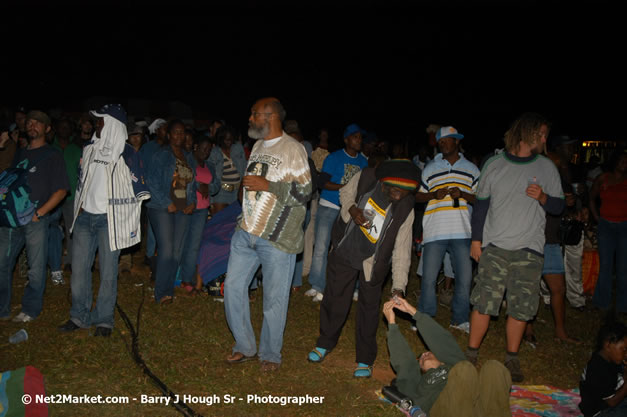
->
xmin=359 ymin=198 xmax=387 ymax=243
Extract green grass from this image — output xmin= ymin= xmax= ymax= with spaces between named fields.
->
xmin=1 ymin=252 xmax=604 ymax=416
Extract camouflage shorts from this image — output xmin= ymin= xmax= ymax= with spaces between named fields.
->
xmin=470 ymin=245 xmax=543 ymax=321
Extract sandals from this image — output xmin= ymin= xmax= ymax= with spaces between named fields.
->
xmin=308 ymin=347 xmax=329 ymax=363
xmin=158 ymin=295 xmax=173 ymax=305
xmin=226 ymin=352 xmax=257 ymax=364
xmin=353 ymin=363 xmax=373 ymax=378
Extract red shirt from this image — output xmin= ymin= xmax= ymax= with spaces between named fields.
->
xmin=600 ymin=174 xmax=627 ymax=222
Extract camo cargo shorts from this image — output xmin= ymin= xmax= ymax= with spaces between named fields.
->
xmin=470 ymin=245 xmax=543 ymax=322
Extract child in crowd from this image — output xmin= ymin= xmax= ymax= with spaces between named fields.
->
xmin=579 ymin=320 xmax=627 ymax=416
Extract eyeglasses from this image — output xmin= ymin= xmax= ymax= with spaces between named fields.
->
xmin=251 ymin=111 xmax=274 ymax=118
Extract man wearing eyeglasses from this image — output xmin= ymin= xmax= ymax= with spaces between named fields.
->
xmin=223 ymin=97 xmax=312 ymax=373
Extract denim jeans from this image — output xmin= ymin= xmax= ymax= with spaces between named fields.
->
xmin=61 ymin=199 xmax=74 ymax=265
xmin=418 ymin=239 xmax=472 ymax=325
xmin=291 ymin=203 xmax=311 ymax=288
xmin=148 ymin=208 xmax=190 ymax=302
xmin=417 ymin=250 xmax=455 ymax=278
xmin=70 ymin=212 xmax=120 ymax=328
xmin=0 ymin=216 xmax=50 ymax=318
xmin=224 ymin=229 xmax=295 ymax=364
xmin=47 ymin=207 xmax=63 ymax=272
xmin=179 ymin=208 xmax=208 ymax=284
xmin=307 ymin=205 xmax=339 ymax=293
xmin=145 ymin=217 xmax=156 ymax=258
xmin=593 ymin=219 xmax=627 ymax=312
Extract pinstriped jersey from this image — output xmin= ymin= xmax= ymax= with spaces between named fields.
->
xmin=72 ymin=143 xmax=150 ymax=251
xmin=419 ymin=153 xmax=480 ymax=243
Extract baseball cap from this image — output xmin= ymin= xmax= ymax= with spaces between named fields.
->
xmin=26 ymin=110 xmax=51 ymax=126
xmin=436 ymin=126 xmax=464 ymax=141
xmin=344 ymin=123 xmax=364 ymax=138
xmin=90 ymin=104 xmax=127 ymax=124
xmin=127 ymin=122 xmax=144 ymax=136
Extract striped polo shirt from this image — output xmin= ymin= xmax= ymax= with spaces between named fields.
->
xmin=419 ymin=153 xmax=480 ymax=243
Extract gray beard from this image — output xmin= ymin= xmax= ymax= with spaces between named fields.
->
xmin=248 ymin=123 xmax=270 ymax=140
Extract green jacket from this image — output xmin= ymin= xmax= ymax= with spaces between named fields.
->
xmin=387 ymin=311 xmax=466 ymax=414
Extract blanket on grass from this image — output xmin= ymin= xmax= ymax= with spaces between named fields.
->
xmin=197 ymin=201 xmax=241 ymax=285
xmin=0 ymin=366 xmax=48 ymax=417
xmin=377 ymin=385 xmax=582 ymax=417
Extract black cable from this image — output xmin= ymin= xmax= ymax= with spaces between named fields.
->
xmin=116 ymin=286 xmax=204 ymax=417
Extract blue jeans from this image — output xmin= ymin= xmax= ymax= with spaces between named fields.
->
xmin=70 ymin=212 xmax=120 ymax=328
xmin=419 ymin=239 xmax=472 ymax=325
xmin=145 ymin=217 xmax=156 ymax=258
xmin=308 ymin=205 xmax=339 ymax=293
xmin=0 ymin=216 xmax=50 ymax=318
xmin=224 ymin=229 xmax=296 ymax=364
xmin=47 ymin=207 xmax=63 ymax=272
xmin=593 ymin=219 xmax=627 ymax=312
xmin=179 ymin=208 xmax=208 ymax=284
xmin=148 ymin=208 xmax=190 ymax=302
xmin=291 ymin=204 xmax=311 ymax=288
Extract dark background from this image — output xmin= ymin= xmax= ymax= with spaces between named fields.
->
xmin=1 ymin=5 xmax=623 ymax=155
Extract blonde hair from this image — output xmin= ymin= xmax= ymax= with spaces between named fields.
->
xmin=504 ymin=112 xmax=550 ymax=153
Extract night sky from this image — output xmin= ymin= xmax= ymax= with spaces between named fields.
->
xmin=2 ymin=6 xmax=622 ymax=155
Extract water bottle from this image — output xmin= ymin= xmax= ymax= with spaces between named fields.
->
xmin=9 ymin=329 xmax=28 ymax=344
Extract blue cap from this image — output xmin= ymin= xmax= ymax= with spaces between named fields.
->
xmin=344 ymin=123 xmax=364 ymax=138
xmin=436 ymin=126 xmax=464 ymax=141
xmin=90 ymin=104 xmax=127 ymax=124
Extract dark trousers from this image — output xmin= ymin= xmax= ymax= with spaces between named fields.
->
xmin=316 ymin=250 xmax=385 ymax=365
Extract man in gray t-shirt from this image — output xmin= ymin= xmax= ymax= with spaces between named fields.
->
xmin=465 ymin=113 xmax=564 ymax=383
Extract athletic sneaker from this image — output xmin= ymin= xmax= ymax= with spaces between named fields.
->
xmin=504 ymin=358 xmax=524 ymax=383
xmin=12 ymin=312 xmax=34 ymax=323
xmin=313 ymin=292 xmax=324 ymax=302
xmin=304 ymin=288 xmax=318 ymax=297
xmin=51 ymin=270 xmax=65 ymax=285
xmin=450 ymin=322 xmax=470 ymax=334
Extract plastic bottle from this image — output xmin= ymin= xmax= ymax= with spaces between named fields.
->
xmin=9 ymin=329 xmax=28 ymax=344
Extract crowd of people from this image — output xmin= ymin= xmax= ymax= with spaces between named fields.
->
xmin=1 ymin=101 xmax=626 ymax=416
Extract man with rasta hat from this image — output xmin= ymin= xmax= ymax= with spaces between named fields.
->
xmin=308 ymin=159 xmax=419 ymax=378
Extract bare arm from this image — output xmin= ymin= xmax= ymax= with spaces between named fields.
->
xmin=33 ymin=189 xmax=67 ymax=221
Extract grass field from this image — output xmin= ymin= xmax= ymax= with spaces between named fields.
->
xmin=1 ymin=250 xmax=609 ymax=417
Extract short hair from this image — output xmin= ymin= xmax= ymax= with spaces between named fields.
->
xmin=215 ymin=125 xmax=237 ymax=148
xmin=596 ymin=320 xmax=627 ymax=352
xmin=266 ymin=99 xmax=286 ymax=122
xmin=194 ymin=134 xmax=212 ymax=147
xmin=167 ymin=119 xmax=185 ymax=134
xmin=503 ymin=112 xmax=550 ymax=153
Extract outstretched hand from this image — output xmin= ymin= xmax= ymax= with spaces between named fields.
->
xmin=383 ymin=300 xmax=397 ymax=324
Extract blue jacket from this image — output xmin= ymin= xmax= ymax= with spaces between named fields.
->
xmin=207 ymin=142 xmax=247 ymax=184
xmin=146 ymin=146 xmax=197 ymax=209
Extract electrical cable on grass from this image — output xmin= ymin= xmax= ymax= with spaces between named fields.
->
xmin=116 ymin=286 xmax=204 ymax=417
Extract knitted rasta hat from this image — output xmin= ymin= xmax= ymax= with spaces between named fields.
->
xmin=375 ymin=159 xmax=420 ymax=191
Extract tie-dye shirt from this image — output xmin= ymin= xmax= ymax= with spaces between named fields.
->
xmin=239 ymin=132 xmax=312 ymax=254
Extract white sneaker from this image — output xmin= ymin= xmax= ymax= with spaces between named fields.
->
xmin=12 ymin=312 xmax=34 ymax=323
xmin=51 ymin=271 xmax=65 ymax=285
xmin=449 ymin=322 xmax=470 ymax=334
xmin=313 ymin=292 xmax=324 ymax=302
xmin=353 ymin=290 xmax=359 ymax=302
xmin=304 ymin=288 xmax=318 ymax=297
